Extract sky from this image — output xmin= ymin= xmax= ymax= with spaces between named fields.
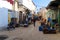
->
xmin=33 ymin=0 xmax=51 ymax=12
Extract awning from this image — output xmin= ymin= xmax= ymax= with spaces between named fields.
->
xmin=47 ymin=0 xmax=60 ymax=9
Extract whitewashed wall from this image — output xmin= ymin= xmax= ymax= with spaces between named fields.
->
xmin=0 ymin=8 xmax=8 ymax=28
xmin=23 ymin=0 xmax=36 ymax=11
xmin=0 ymin=0 xmax=12 ymax=10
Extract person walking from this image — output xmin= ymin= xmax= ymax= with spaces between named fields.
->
xmin=33 ymin=15 xmax=36 ymax=27
xmin=48 ymin=16 xmax=51 ymax=22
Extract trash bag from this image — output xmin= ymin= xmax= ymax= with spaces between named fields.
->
xmin=39 ymin=26 xmax=43 ymax=31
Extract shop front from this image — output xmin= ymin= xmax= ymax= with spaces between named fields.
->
xmin=46 ymin=0 xmax=60 ymax=33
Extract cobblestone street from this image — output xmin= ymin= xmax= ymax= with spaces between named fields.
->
xmin=0 ymin=21 xmax=60 ymax=40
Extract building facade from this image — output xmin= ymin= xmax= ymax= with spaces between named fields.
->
xmin=47 ymin=0 xmax=60 ymax=25
xmin=0 ymin=0 xmax=36 ymax=28
xmin=38 ymin=7 xmax=48 ymax=19
xmin=14 ymin=0 xmax=36 ymax=23
xmin=0 ymin=0 xmax=14 ymax=28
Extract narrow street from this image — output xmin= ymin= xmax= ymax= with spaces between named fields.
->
xmin=0 ymin=21 xmax=60 ymax=40
xmin=0 ymin=0 xmax=60 ymax=40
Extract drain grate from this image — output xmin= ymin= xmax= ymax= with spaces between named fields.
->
xmin=0 ymin=35 xmax=8 ymax=40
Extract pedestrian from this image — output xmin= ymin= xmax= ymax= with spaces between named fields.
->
xmin=33 ymin=15 xmax=36 ymax=27
xmin=39 ymin=15 xmax=42 ymax=20
xmin=31 ymin=17 xmax=33 ymax=23
xmin=48 ymin=16 xmax=51 ymax=22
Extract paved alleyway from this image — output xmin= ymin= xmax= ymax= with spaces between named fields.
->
xmin=0 ymin=21 xmax=60 ymax=40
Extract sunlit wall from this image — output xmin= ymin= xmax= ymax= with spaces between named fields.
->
xmin=23 ymin=0 xmax=36 ymax=11
xmin=0 ymin=8 xmax=8 ymax=28
xmin=0 ymin=0 xmax=12 ymax=10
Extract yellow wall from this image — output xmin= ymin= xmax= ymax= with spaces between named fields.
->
xmin=8 ymin=13 xmax=11 ymax=24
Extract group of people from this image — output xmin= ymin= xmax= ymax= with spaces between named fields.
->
xmin=39 ymin=16 xmax=60 ymax=32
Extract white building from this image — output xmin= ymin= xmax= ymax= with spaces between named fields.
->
xmin=0 ymin=0 xmax=13 ymax=10
xmin=0 ymin=0 xmax=36 ymax=29
xmin=18 ymin=0 xmax=36 ymax=11
xmin=14 ymin=0 xmax=36 ymax=22
xmin=0 ymin=0 xmax=14 ymax=29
